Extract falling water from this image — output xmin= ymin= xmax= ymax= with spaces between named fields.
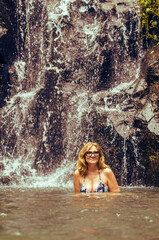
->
xmin=121 ymin=139 xmax=128 ymax=186
xmin=0 ymin=0 xmax=148 ymax=187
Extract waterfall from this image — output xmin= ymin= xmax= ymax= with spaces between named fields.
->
xmin=1 ymin=0 xmax=157 ymax=187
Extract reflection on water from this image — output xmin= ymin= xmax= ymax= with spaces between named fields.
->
xmin=0 ymin=187 xmax=159 ymax=240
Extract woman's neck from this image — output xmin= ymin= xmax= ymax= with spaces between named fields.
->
xmin=87 ymin=164 xmax=98 ymax=173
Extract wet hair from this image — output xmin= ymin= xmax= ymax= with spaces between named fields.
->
xmin=77 ymin=142 xmax=110 ymax=176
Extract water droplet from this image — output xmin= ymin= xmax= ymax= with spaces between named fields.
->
xmin=80 ymin=209 xmax=89 ymax=213
xmin=0 ymin=213 xmax=7 ymax=216
xmin=12 ymin=232 xmax=22 ymax=236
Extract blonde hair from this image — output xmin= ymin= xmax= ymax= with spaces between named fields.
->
xmin=77 ymin=142 xmax=110 ymax=176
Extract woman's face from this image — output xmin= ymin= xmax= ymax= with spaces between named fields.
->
xmin=85 ymin=145 xmax=99 ymax=166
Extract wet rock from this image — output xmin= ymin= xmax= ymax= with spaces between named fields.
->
xmin=90 ymin=45 xmax=159 ymax=185
xmin=0 ymin=176 xmax=11 ymax=185
xmin=137 ymin=45 xmax=159 ymax=134
xmin=92 ymin=44 xmax=159 ymax=138
xmin=0 ymin=162 xmax=4 ymax=171
xmin=140 ymin=45 xmax=159 ymax=80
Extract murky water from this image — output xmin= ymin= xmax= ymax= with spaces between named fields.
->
xmin=0 ymin=187 xmax=159 ymax=240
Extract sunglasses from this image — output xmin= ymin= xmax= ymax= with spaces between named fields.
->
xmin=85 ymin=151 xmax=100 ymax=157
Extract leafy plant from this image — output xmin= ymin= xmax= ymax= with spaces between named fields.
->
xmin=139 ymin=0 xmax=159 ymax=47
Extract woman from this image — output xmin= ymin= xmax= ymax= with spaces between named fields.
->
xmin=74 ymin=142 xmax=120 ymax=193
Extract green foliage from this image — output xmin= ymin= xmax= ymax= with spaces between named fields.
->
xmin=149 ymin=154 xmax=159 ymax=161
xmin=148 ymin=152 xmax=159 ymax=182
xmin=139 ymin=0 xmax=159 ymax=46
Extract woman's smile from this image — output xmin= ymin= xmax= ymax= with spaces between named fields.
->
xmin=85 ymin=146 xmax=99 ymax=164
xmin=89 ymin=156 xmax=98 ymax=160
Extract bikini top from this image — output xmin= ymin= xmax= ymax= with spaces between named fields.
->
xmin=80 ymin=170 xmax=108 ymax=193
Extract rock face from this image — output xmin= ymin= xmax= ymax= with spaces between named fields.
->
xmin=0 ymin=162 xmax=11 ymax=185
xmin=0 ymin=0 xmax=158 ymax=186
xmin=91 ymin=45 xmax=159 ymax=185
xmin=93 ymin=45 xmax=159 ymax=138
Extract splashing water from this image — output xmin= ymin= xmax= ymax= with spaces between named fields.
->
xmin=0 ymin=0 xmax=146 ymax=187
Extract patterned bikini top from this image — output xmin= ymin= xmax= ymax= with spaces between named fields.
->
xmin=80 ymin=170 xmax=108 ymax=193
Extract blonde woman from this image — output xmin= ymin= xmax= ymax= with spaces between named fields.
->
xmin=74 ymin=142 xmax=120 ymax=193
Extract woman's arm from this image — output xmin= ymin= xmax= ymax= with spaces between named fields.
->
xmin=104 ymin=168 xmax=120 ymax=193
xmin=73 ymin=170 xmax=81 ymax=193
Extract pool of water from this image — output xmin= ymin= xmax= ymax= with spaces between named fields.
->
xmin=0 ymin=187 xmax=159 ymax=240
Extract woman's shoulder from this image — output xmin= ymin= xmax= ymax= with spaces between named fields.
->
xmin=73 ymin=169 xmax=83 ymax=185
xmin=102 ymin=167 xmax=113 ymax=176
xmin=74 ymin=169 xmax=81 ymax=177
